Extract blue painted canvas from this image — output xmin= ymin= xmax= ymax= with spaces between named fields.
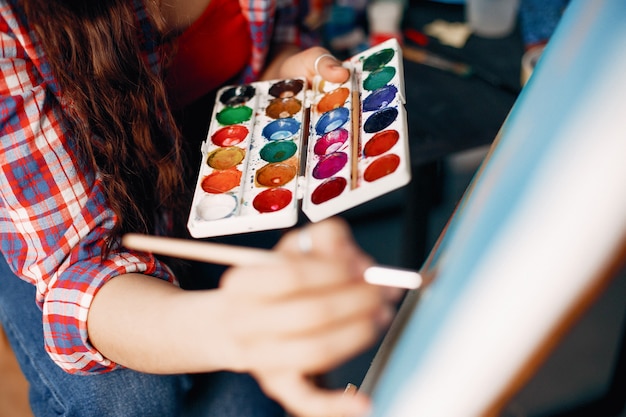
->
xmin=362 ymin=0 xmax=626 ymax=415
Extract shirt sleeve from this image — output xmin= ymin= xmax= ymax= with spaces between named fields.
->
xmin=239 ymin=0 xmax=323 ymax=82
xmin=273 ymin=0 xmax=320 ymax=48
xmin=0 ymin=7 xmax=176 ymax=375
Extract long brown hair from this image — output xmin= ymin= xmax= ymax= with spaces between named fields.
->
xmin=23 ymin=0 xmax=189 ymax=255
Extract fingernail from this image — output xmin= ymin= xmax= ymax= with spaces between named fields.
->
xmin=343 ymin=383 xmax=358 ymax=397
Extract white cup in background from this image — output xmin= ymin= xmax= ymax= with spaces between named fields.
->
xmin=466 ymin=0 xmax=521 ymax=38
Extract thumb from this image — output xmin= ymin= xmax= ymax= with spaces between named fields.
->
xmin=313 ymin=53 xmax=351 ymax=84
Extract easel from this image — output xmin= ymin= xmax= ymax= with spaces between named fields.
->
xmin=359 ymin=1 xmax=626 ymax=415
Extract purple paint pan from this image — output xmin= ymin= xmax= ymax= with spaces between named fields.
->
xmin=312 ymin=152 xmax=348 ymax=179
xmin=363 ymin=85 xmax=398 ymax=112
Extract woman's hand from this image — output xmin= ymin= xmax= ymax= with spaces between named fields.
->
xmin=262 ymin=45 xmax=350 ymax=85
xmin=90 ymin=218 xmax=398 ymax=417
xmin=218 ymin=218 xmax=402 ymax=417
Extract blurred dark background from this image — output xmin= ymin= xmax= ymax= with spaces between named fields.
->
xmin=321 ymin=1 xmax=626 ymax=416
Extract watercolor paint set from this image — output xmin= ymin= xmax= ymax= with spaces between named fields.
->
xmin=187 ymin=39 xmax=410 ymax=238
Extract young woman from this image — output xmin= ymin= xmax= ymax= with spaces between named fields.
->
xmin=0 ymin=0 xmax=400 ymax=416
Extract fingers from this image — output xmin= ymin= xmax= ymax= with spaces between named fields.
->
xmin=222 ymin=279 xmax=391 ymax=371
xmin=276 ymin=217 xmax=358 ymax=256
xmin=258 ymin=373 xmax=371 ymax=417
xmin=277 ymin=218 xmax=374 ymax=276
xmin=221 ymin=264 xmax=392 ymax=374
xmin=309 ymin=48 xmax=350 ymax=84
xmin=275 ymin=219 xmax=405 ymax=304
xmin=220 ymin=256 xmax=359 ymax=297
xmin=216 ymin=218 xmax=396 ymax=416
xmin=240 ymin=307 xmax=388 ymax=374
xmin=222 ymin=219 xmax=375 ymax=298
xmin=236 ymin=283 xmax=390 ymax=337
xmin=279 ymin=46 xmax=350 ymax=85
xmin=313 ymin=53 xmax=350 ymax=84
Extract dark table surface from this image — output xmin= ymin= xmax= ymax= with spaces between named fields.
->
xmin=321 ymin=0 xmax=526 ymax=269
xmin=375 ymin=0 xmax=526 ymax=268
xmin=402 ymin=0 xmax=524 ymax=165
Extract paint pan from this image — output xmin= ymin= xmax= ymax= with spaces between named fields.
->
xmin=187 ymin=38 xmax=410 ymax=237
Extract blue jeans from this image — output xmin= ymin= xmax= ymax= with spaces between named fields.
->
xmin=0 ymin=255 xmax=284 ymax=417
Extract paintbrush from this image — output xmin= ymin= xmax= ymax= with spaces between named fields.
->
xmin=401 ymin=45 xmax=521 ymax=95
xmin=122 ymin=233 xmax=421 ymax=290
xmin=350 ymin=64 xmax=362 ymax=190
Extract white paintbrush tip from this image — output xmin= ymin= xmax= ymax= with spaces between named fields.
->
xmin=364 ymin=266 xmax=422 ymax=290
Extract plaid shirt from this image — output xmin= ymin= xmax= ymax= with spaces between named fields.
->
xmin=0 ymin=0 xmax=311 ymax=374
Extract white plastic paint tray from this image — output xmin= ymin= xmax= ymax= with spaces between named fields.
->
xmin=187 ymin=39 xmax=410 ymax=237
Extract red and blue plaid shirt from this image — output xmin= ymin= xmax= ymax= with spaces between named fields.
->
xmin=0 ymin=0 xmax=312 ymax=374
